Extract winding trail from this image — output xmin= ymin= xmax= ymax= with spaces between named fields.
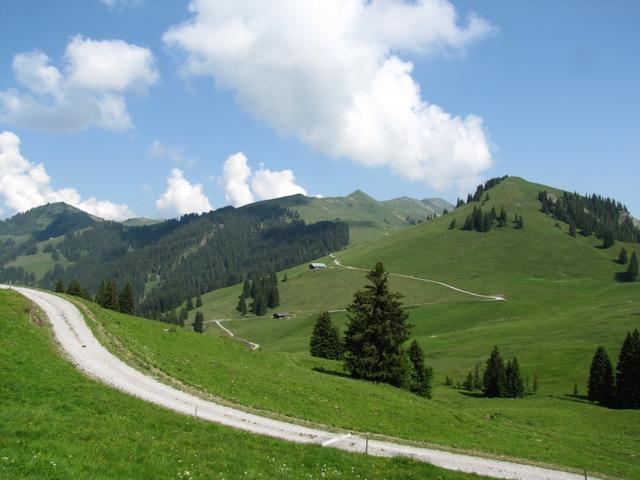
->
xmin=1 ymin=285 xmax=595 ymax=480
xmin=329 ymin=254 xmax=505 ymax=301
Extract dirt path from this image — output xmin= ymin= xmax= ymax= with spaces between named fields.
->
xmin=2 ymin=285 xmax=597 ymax=480
xmin=329 ymin=254 xmax=505 ymax=301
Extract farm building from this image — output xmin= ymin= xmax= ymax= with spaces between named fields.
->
xmin=272 ymin=312 xmax=291 ymax=319
xmin=309 ymin=262 xmax=327 ymax=270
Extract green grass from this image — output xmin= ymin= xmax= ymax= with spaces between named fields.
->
xmin=7 ymin=237 xmax=72 ymax=280
xmin=82 ymin=297 xmax=639 ymax=479
xmin=167 ymin=176 xmax=640 ymax=479
xmin=0 ymin=289 xmax=486 ymax=480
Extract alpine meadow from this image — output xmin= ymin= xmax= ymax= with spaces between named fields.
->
xmin=1 ymin=1 xmax=639 ymax=480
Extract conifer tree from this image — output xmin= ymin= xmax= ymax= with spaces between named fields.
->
xmin=252 ymin=290 xmax=268 ymax=316
xmin=236 ymin=295 xmax=248 ymax=315
xmin=602 ymin=230 xmax=615 ymax=249
xmin=618 ymin=247 xmax=629 ymax=265
xmin=615 ymin=329 xmax=640 ymax=408
xmin=309 ymin=311 xmax=342 ymax=360
xmin=504 ymin=358 xmax=525 ymax=398
xmin=54 ymin=279 xmax=65 ymax=293
xmin=180 ymin=306 xmax=188 ymax=322
xmin=344 ymin=262 xmax=412 ymax=387
xmin=242 ymin=279 xmax=252 ymax=297
xmin=449 ymin=218 xmax=457 ymax=230
xmin=408 ymin=340 xmax=433 ymax=398
xmin=624 ymin=252 xmax=638 ymax=282
xmin=193 ymin=311 xmax=204 ymax=333
xmin=569 ymin=222 xmax=576 ymax=238
xmin=67 ymin=278 xmax=83 ymax=297
xmin=186 ymin=297 xmax=194 ymax=311
xmin=588 ymin=345 xmax=614 ymax=406
xmin=483 ymin=346 xmax=506 ymax=398
xmin=282 ymin=273 xmax=288 ymax=282
xmin=119 ymin=281 xmax=135 ymax=314
xmin=463 ymin=371 xmax=474 ymax=391
xmin=196 ymin=293 xmax=203 ymax=308
xmin=473 ymin=363 xmax=483 ymax=390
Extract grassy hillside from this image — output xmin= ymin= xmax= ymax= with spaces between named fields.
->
xmin=0 ymin=289 xmax=484 ymax=480
xmin=78 ymin=295 xmax=639 ymax=479
xmin=262 ymin=190 xmax=451 ymax=244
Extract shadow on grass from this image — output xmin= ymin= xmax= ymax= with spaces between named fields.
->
xmin=614 ymin=272 xmax=632 ymax=282
xmin=312 ymin=366 xmax=351 ymax=379
xmin=457 ymin=390 xmax=485 ymax=399
xmin=557 ymin=394 xmax=593 ymax=405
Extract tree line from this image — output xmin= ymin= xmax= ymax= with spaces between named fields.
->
xmin=236 ymin=273 xmax=280 ymax=316
xmin=588 ymin=329 xmax=640 ymax=409
xmin=538 ymin=190 xmax=640 ymax=245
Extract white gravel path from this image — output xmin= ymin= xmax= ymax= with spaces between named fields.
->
xmin=329 ymin=254 xmax=505 ymax=301
xmin=5 ymin=285 xmax=597 ymax=480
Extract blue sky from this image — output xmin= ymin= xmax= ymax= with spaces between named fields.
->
xmin=0 ymin=0 xmax=638 ymax=220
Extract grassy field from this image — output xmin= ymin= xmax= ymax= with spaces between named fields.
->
xmin=80 ymin=295 xmax=639 ymax=479
xmin=6 ymin=236 xmax=72 ymax=280
xmin=0 ymin=289 xmax=487 ymax=480
xmin=168 ymin=176 xmax=640 ymax=478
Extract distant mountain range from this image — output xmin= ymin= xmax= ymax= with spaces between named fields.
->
xmin=0 ymin=190 xmax=449 ymax=316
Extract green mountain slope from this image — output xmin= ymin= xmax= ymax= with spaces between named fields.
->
xmin=0 ymin=202 xmax=99 ymax=239
xmin=261 ymin=190 xmax=452 ymax=243
xmin=1 ymin=289 xmax=477 ymax=480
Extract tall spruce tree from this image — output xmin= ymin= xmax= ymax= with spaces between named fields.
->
xmin=186 ymin=297 xmax=194 ymax=311
xmin=309 ymin=311 xmax=342 ymax=360
xmin=236 ymin=295 xmax=248 ymax=315
xmin=66 ymin=278 xmax=83 ymax=297
xmin=119 ymin=281 xmax=135 ymax=314
xmin=408 ymin=340 xmax=433 ymax=398
xmin=615 ymin=329 xmax=640 ymax=408
xmin=473 ymin=363 xmax=483 ymax=390
xmin=504 ymin=358 xmax=525 ymax=398
xmin=483 ymin=346 xmax=506 ymax=398
xmin=193 ymin=311 xmax=204 ymax=333
xmin=54 ymin=278 xmax=65 ymax=293
xmin=242 ymin=279 xmax=252 ymax=298
xmin=618 ymin=247 xmax=629 ymax=265
xmin=624 ymin=252 xmax=638 ymax=282
xmin=588 ymin=345 xmax=615 ymax=407
xmin=343 ymin=262 xmax=412 ymax=387
xmin=195 ymin=293 xmax=203 ymax=308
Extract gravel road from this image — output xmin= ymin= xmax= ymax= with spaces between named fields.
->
xmin=5 ymin=285 xmax=596 ymax=480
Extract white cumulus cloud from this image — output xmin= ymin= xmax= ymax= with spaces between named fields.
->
xmin=0 ymin=130 xmax=134 ymax=220
xmin=164 ymin=0 xmax=495 ymax=191
xmin=0 ymin=36 xmax=158 ymax=132
xmin=221 ymin=152 xmax=307 ymax=207
xmin=155 ymin=168 xmax=213 ymax=217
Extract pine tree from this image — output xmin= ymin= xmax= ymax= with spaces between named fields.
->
xmin=180 ymin=306 xmax=188 ymax=322
xmin=67 ymin=278 xmax=83 ymax=297
xmin=104 ymin=280 xmax=119 ymax=311
xmin=193 ymin=311 xmax=204 ymax=333
xmin=309 ymin=311 xmax=342 ymax=360
xmin=618 ymin=247 xmax=629 ymax=265
xmin=448 ymin=218 xmax=457 ymax=230
xmin=482 ymin=346 xmax=506 ymax=398
xmin=236 ymin=295 xmax=248 ymax=315
xmin=463 ymin=371 xmax=474 ymax=391
xmin=408 ymin=340 xmax=432 ymax=398
xmin=119 ymin=281 xmax=135 ymax=314
xmin=54 ymin=279 xmax=65 ymax=293
xmin=588 ymin=345 xmax=614 ymax=407
xmin=602 ymin=230 xmax=615 ymax=249
xmin=615 ymin=329 xmax=640 ymax=408
xmin=186 ymin=297 xmax=194 ymax=311
xmin=252 ymin=290 xmax=268 ymax=316
xmin=504 ymin=358 xmax=525 ymax=398
xmin=473 ymin=363 xmax=483 ymax=390
xmin=242 ymin=279 xmax=252 ymax=297
xmin=498 ymin=207 xmax=508 ymax=227
xmin=624 ymin=252 xmax=638 ymax=282
xmin=195 ymin=293 xmax=203 ymax=308
xmin=344 ymin=262 xmax=412 ymax=387
xmin=267 ymin=276 xmax=280 ymax=309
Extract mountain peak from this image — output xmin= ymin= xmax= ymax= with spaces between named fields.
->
xmin=347 ymin=189 xmax=376 ymax=202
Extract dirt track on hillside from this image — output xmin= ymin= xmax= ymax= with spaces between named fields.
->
xmin=4 ymin=285 xmax=597 ymax=480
